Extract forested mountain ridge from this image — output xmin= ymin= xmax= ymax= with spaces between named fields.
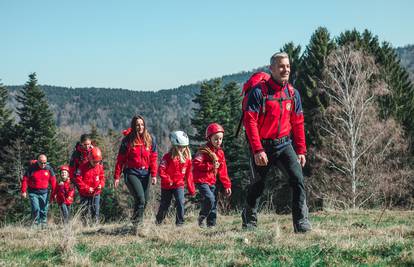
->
xmin=5 ymin=45 xmax=412 ymax=142
xmin=396 ymin=44 xmax=414 ymax=80
xmin=5 ymin=66 xmax=267 ymax=150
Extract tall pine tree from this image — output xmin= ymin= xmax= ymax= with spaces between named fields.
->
xmin=191 ymin=79 xmax=223 ymax=143
xmin=297 ymin=27 xmax=335 ymax=148
xmin=0 ymin=80 xmax=15 ymax=153
xmin=336 ymin=29 xmax=414 ymax=151
xmin=280 ymin=42 xmax=302 ymax=87
xmin=220 ymin=81 xmax=250 ymax=207
xmin=376 ymin=42 xmax=414 ymax=146
xmin=16 ymin=73 xmax=63 ymax=166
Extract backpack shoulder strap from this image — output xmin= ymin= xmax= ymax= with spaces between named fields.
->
xmin=260 ymin=81 xmax=270 ymax=114
xmin=287 ymin=83 xmax=295 ymax=98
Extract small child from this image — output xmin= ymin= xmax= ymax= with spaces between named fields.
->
xmin=156 ymin=131 xmax=195 ymax=226
xmin=193 ymin=123 xmax=232 ymax=228
xmin=55 ymin=165 xmax=75 ymax=224
xmin=76 ymin=147 xmax=105 ymax=225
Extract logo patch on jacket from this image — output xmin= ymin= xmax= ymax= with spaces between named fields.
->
xmin=44 ymin=171 xmax=49 ymax=176
xmin=286 ymin=102 xmax=292 ymax=111
xmin=96 ymin=176 xmax=99 ymax=181
xmin=182 ymin=167 xmax=187 ymax=174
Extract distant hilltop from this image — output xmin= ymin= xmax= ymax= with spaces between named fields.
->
xmin=5 ymin=45 xmax=413 ymax=136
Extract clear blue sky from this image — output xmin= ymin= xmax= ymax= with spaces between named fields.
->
xmin=1 ymin=0 xmax=413 ymax=91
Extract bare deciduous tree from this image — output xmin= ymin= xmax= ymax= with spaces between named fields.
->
xmin=312 ymin=46 xmax=413 ymax=209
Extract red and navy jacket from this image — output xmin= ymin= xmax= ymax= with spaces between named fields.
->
xmin=56 ymin=180 xmax=75 ymax=206
xmin=192 ymin=143 xmax=232 ymax=189
xmin=158 ymin=152 xmax=195 ymax=195
xmin=114 ymin=136 xmax=158 ymax=180
xmin=21 ymin=163 xmax=57 ymax=193
xmin=76 ymin=162 xmax=105 ymax=197
xmin=69 ymin=142 xmax=93 ymax=179
xmin=243 ymin=77 xmax=306 ymax=155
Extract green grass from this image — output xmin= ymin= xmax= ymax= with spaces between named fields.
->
xmin=0 ymin=210 xmax=413 ymax=266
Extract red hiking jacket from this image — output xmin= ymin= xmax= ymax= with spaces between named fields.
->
xmin=69 ymin=143 xmax=93 ymax=179
xmin=21 ymin=163 xmax=57 ymax=194
xmin=56 ymin=180 xmax=75 ymax=206
xmin=243 ymin=77 xmax=306 ymax=155
xmin=76 ymin=162 xmax=105 ymax=197
xmin=158 ymin=152 xmax=195 ymax=195
xmin=192 ymin=143 xmax=231 ymax=189
xmin=114 ymin=136 xmax=158 ymax=180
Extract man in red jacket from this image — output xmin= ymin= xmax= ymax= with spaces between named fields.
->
xmin=21 ymin=154 xmax=56 ymax=226
xmin=242 ymin=52 xmax=312 ymax=233
xmin=76 ymin=147 xmax=105 ymax=225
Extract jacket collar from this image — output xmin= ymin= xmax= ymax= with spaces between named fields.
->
xmin=267 ymin=76 xmax=287 ymax=92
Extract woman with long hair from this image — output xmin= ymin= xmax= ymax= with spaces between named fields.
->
xmin=114 ymin=115 xmax=158 ymax=229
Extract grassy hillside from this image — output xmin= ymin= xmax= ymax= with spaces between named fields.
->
xmin=1 ymin=210 xmax=413 ymax=266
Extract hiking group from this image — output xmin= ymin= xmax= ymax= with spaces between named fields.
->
xmin=21 ymin=52 xmax=312 ymax=233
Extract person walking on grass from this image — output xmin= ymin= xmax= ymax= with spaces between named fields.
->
xmin=193 ymin=123 xmax=231 ymax=228
xmin=55 ymin=165 xmax=75 ymax=224
xmin=69 ymin=134 xmax=94 ymax=181
xmin=21 ymin=154 xmax=56 ymax=227
xmin=114 ymin=115 xmax=158 ymax=231
xmin=156 ymin=131 xmax=195 ymax=226
xmin=241 ymin=52 xmax=311 ymax=233
xmin=76 ymin=147 xmax=105 ymax=225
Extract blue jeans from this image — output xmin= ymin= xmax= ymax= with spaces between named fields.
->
xmin=197 ymin=184 xmax=217 ymax=226
xmin=156 ymin=187 xmax=185 ymax=225
xmin=80 ymin=195 xmax=100 ymax=224
xmin=28 ymin=189 xmax=49 ymax=225
xmin=60 ymin=204 xmax=71 ymax=224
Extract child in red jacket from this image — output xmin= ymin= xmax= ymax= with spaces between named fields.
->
xmin=156 ymin=131 xmax=195 ymax=226
xmin=193 ymin=123 xmax=232 ymax=228
xmin=76 ymin=147 xmax=105 ymax=225
xmin=56 ymin=165 xmax=75 ymax=224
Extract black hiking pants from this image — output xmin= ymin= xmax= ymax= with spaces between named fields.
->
xmin=124 ymin=169 xmax=150 ymax=225
xmin=243 ymin=143 xmax=309 ymax=228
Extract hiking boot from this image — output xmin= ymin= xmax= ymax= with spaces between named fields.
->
xmin=207 ymin=222 xmax=216 ymax=228
xmin=293 ymin=219 xmax=312 ymax=233
xmin=198 ymin=216 xmax=206 ymax=228
xmin=241 ymin=207 xmax=257 ymax=229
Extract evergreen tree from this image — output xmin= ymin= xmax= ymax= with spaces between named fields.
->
xmin=337 ymin=30 xmax=414 ymax=149
xmin=0 ymin=80 xmax=15 ymax=154
xmin=280 ymin=42 xmax=302 ymax=87
xmin=297 ymin=27 xmax=335 ymax=148
xmin=89 ymin=123 xmax=104 ymax=147
xmin=191 ymin=79 xmax=223 ymax=143
xmin=16 ymin=73 xmax=63 ymax=166
xmin=377 ymin=42 xmax=414 ymax=146
xmin=0 ymin=138 xmax=31 ymax=222
xmin=336 ymin=29 xmax=381 ymax=57
xmin=221 ymin=82 xmax=250 ymax=208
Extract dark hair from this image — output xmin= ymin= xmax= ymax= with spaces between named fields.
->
xmin=126 ymin=115 xmax=152 ymax=149
xmin=80 ymin=134 xmax=92 ymax=143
